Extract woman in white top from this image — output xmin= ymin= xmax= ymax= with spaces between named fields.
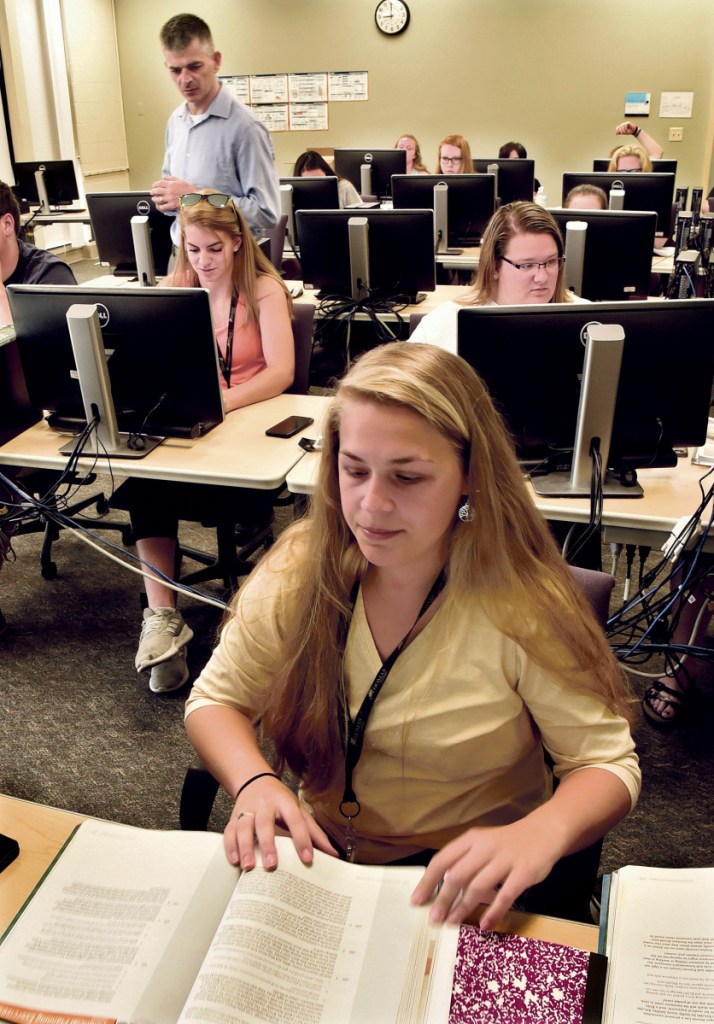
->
xmin=410 ymin=201 xmax=586 ymax=354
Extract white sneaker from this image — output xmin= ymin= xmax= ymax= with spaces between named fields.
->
xmin=135 ymin=607 xmax=193 ymax=673
xmin=149 ymin=648 xmax=189 ymax=694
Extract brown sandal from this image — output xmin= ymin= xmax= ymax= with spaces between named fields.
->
xmin=642 ymin=678 xmax=688 ymax=727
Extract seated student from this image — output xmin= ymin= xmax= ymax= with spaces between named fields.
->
xmin=608 ymin=144 xmax=653 ymax=173
xmin=121 ymin=190 xmax=293 ymax=693
xmin=564 ymin=183 xmax=608 ymax=210
xmin=0 ymin=180 xmax=76 ymax=638
xmin=498 ymin=140 xmax=542 ymax=194
xmin=185 ymin=343 xmax=640 ymax=927
xmin=614 ymin=121 xmax=663 ymax=161
xmin=436 ymin=134 xmax=472 ymax=175
xmin=292 ymin=151 xmax=361 ymax=207
xmin=394 ymin=133 xmax=428 ymax=174
xmin=410 ymin=201 xmax=587 ymax=354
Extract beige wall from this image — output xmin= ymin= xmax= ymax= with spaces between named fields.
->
xmin=115 ymin=0 xmax=714 ymax=202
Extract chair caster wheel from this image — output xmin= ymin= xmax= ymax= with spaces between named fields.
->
xmin=41 ymin=561 xmax=58 ymax=580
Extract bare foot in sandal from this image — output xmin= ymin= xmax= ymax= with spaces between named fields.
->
xmin=642 ymin=673 xmax=689 ymax=727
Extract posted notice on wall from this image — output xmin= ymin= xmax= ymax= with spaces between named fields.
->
xmin=660 ymin=91 xmax=694 ymax=118
xmin=328 ymin=71 xmax=368 ymax=101
xmin=289 ymin=73 xmax=328 ymax=103
xmin=220 ymin=75 xmax=250 ymax=105
xmin=624 ymin=92 xmax=650 ymax=116
xmin=289 ymin=103 xmax=329 ymax=131
xmin=251 ymin=104 xmax=289 ymax=133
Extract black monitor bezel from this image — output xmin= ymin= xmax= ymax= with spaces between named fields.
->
xmin=471 ymin=158 xmax=535 ymax=204
xmin=456 ymin=299 xmax=714 ymax=472
xmin=593 ymin=158 xmax=678 ymax=176
xmin=391 ymin=173 xmax=496 ymax=247
xmin=86 ymin=192 xmax=174 ymax=277
xmin=333 ymin=148 xmax=407 ymax=198
xmin=279 ymin=176 xmax=340 ymax=246
xmin=7 ymin=285 xmax=225 ymax=440
xmin=13 ymin=160 xmax=80 ymax=208
xmin=549 ymin=208 xmax=657 ymax=301
xmin=562 ymin=171 xmax=675 ymax=234
xmin=296 ymin=208 xmax=435 ymax=300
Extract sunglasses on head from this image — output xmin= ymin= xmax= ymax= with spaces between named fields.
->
xmin=179 ymin=192 xmax=234 ymax=210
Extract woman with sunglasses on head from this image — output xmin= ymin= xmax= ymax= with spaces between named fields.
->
xmin=120 ymin=190 xmax=294 ymax=694
xmin=185 ymin=342 xmax=639 ymax=929
xmin=410 ymin=201 xmax=588 ymax=354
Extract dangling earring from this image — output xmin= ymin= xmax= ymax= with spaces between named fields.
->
xmin=458 ymin=499 xmax=475 ymax=523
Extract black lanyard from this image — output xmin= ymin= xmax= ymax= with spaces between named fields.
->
xmin=216 ymin=293 xmax=237 ymax=387
xmin=339 ymin=569 xmax=446 ymax=860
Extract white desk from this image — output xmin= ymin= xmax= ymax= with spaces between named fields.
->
xmin=0 ymin=394 xmax=331 ymax=491
xmin=288 ymin=454 xmax=714 ymax=548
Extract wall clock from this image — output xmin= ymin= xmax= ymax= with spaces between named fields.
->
xmin=375 ymin=1 xmax=410 ymax=36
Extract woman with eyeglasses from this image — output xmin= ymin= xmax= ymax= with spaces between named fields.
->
xmin=119 ymin=189 xmax=294 ymax=694
xmin=410 ymin=201 xmax=587 ymax=354
xmin=436 ymin=134 xmax=472 ymax=175
xmin=608 ymin=145 xmax=652 ymax=173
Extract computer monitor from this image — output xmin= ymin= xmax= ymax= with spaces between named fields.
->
xmin=296 ymin=208 xmax=435 ymax=302
xmin=549 ymin=208 xmax=657 ymax=301
xmin=278 ymin=176 xmax=340 ymax=247
xmin=471 ymin=159 xmax=535 ymax=204
xmin=457 ymin=299 xmax=714 ymax=496
xmin=333 ymin=148 xmax=407 ymax=198
xmin=562 ymin=172 xmax=675 ymax=235
xmin=391 ymin=174 xmax=496 ymax=251
xmin=7 ymin=285 xmax=224 ymax=455
xmin=593 ymin=158 xmax=678 ymax=176
xmin=13 ymin=159 xmax=80 ymax=210
xmin=86 ymin=192 xmax=174 ymax=281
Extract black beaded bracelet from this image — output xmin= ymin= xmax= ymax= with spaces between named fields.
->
xmin=634 ymin=125 xmax=641 ymax=138
xmin=234 ymin=771 xmax=279 ymax=800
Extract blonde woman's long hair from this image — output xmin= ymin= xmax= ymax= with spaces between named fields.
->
xmin=251 ymin=343 xmax=631 ymax=793
xmin=462 ymin=201 xmax=570 ymax=305
xmin=172 ymin=190 xmax=291 ymax=323
xmin=608 ymin=145 xmax=652 ymax=173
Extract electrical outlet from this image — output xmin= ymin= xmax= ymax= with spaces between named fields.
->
xmin=669 ymin=127 xmax=684 ymax=142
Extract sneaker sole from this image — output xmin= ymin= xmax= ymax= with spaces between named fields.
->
xmin=149 ymin=659 xmax=190 ymax=694
xmin=136 ymin=623 xmax=194 ymax=672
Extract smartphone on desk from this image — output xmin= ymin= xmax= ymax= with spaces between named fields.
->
xmin=0 ymin=832 xmax=20 ymax=872
xmin=265 ymin=415 xmax=314 ymax=439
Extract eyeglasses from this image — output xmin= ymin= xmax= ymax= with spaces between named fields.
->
xmin=179 ymin=193 xmax=234 ymax=209
xmin=500 ymin=255 xmax=566 ymax=273
xmin=440 ymin=155 xmax=462 ymax=166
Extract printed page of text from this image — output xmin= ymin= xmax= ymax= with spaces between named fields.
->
xmin=604 ymin=865 xmax=714 ymax=1024
xmin=0 ymin=821 xmax=237 ymax=1024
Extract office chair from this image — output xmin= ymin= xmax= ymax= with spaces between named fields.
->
xmin=178 ymin=559 xmax=617 ymax=917
xmin=266 ymin=214 xmax=288 ymax=275
xmin=176 ymin=303 xmax=316 ymax=592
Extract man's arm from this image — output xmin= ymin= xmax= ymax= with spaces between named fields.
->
xmin=230 ymin=119 xmax=280 ymax=232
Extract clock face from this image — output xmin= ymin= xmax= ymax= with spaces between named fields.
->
xmin=375 ymin=0 xmax=410 ymax=35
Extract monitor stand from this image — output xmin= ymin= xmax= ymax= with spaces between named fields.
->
xmin=59 ymin=304 xmax=163 ymax=459
xmin=531 ymin=322 xmax=643 ymax=498
xmin=433 ymin=181 xmax=462 ymax=255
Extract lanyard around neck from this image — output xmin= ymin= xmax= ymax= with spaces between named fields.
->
xmin=216 ymin=292 xmax=237 ymax=387
xmin=339 ymin=569 xmax=446 ymax=833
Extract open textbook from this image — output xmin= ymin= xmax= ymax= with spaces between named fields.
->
xmin=600 ymin=864 xmax=714 ymax=1024
xmin=0 ymin=820 xmax=604 ymax=1024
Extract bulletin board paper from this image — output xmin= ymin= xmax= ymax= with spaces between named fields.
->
xmin=660 ymin=91 xmax=694 ymax=118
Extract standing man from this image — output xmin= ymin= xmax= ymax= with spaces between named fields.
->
xmin=151 ymin=13 xmax=280 ymax=239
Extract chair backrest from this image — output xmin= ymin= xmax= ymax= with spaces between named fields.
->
xmin=266 ymin=214 xmax=288 ymax=273
xmin=288 ymin=303 xmax=315 ymax=395
xmin=409 ymin=312 xmax=425 ymax=336
xmin=569 ymin=565 xmax=615 ymax=628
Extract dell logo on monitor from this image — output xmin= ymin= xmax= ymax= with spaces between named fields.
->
xmin=136 ymin=200 xmax=151 ymax=216
xmin=96 ymin=303 xmax=110 ymax=328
